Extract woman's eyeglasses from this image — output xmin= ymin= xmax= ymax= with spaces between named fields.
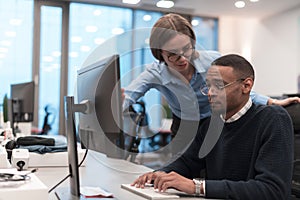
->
xmin=164 ymin=46 xmax=194 ymax=62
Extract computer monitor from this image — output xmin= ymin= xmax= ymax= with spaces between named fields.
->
xmin=55 ymin=54 xmax=125 ymax=199
xmin=9 ymin=81 xmax=35 ymax=135
xmin=77 ymin=54 xmax=124 ymax=156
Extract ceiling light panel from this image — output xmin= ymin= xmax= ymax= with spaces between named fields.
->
xmin=156 ymin=0 xmax=175 ymax=8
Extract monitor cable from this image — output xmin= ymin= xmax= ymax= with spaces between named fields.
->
xmin=48 ymin=148 xmax=88 ymax=193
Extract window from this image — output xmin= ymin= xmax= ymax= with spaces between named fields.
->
xmin=192 ymin=16 xmax=218 ymax=50
xmin=38 ymin=5 xmax=63 ymax=134
xmin=0 ymin=0 xmax=33 ymax=102
xmin=0 ymin=0 xmax=218 ymax=135
xmin=68 ymin=3 xmax=133 ymax=96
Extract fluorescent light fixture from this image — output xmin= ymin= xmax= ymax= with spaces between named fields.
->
xmin=94 ymin=38 xmax=105 ymax=45
xmin=43 ymin=56 xmax=53 ymax=62
xmin=0 ymin=40 xmax=11 ymax=46
xmin=156 ymin=0 xmax=174 ymax=8
xmin=111 ymin=28 xmax=125 ymax=35
xmin=5 ymin=31 xmax=16 ymax=37
xmin=235 ymin=1 xmax=245 ymax=8
xmin=9 ymin=19 xmax=22 ymax=26
xmin=93 ymin=9 xmax=102 ymax=16
xmin=122 ymin=0 xmax=140 ymax=4
xmin=80 ymin=45 xmax=91 ymax=52
xmin=85 ymin=25 xmax=98 ymax=33
xmin=52 ymin=51 xmax=61 ymax=57
xmin=145 ymin=38 xmax=150 ymax=44
xmin=143 ymin=15 xmax=152 ymax=21
xmin=250 ymin=0 xmax=259 ymax=2
xmin=71 ymin=36 xmax=82 ymax=43
xmin=191 ymin=19 xmax=199 ymax=26
xmin=69 ymin=52 xmax=78 ymax=58
xmin=0 ymin=47 xmax=8 ymax=53
xmin=42 ymin=66 xmax=52 ymax=72
xmin=51 ymin=63 xmax=60 ymax=69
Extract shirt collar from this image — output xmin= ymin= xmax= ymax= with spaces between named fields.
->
xmin=159 ymin=62 xmax=172 ymax=84
xmin=160 ymin=56 xmax=204 ymax=85
xmin=221 ymin=98 xmax=252 ymax=123
xmin=193 ymin=55 xmax=207 ymax=74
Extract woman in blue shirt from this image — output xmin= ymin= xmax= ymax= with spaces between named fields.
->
xmin=123 ymin=13 xmax=300 ymax=139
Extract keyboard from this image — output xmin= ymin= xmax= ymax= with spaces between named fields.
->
xmin=121 ymin=184 xmax=180 ymax=200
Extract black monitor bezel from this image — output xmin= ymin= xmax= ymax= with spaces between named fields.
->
xmin=10 ymin=81 xmax=35 ymax=123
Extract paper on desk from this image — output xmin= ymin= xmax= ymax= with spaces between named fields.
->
xmin=80 ymin=186 xmax=113 ymax=198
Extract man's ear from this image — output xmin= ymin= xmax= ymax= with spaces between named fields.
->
xmin=241 ymin=78 xmax=253 ymax=94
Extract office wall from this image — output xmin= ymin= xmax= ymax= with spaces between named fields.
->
xmin=218 ymin=7 xmax=300 ymax=96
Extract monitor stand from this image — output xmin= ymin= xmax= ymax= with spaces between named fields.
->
xmin=55 ymin=96 xmax=89 ymax=200
xmin=55 ymin=96 xmax=119 ymax=200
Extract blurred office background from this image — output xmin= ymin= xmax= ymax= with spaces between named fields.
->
xmin=0 ymin=0 xmax=299 ymax=136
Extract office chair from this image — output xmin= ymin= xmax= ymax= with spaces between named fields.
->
xmin=285 ymin=103 xmax=300 ymax=134
xmin=284 ymin=103 xmax=300 ymax=198
xmin=123 ymin=101 xmax=148 ymax=162
xmin=40 ymin=105 xmax=56 ymax=135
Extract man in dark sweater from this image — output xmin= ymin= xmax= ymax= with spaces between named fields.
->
xmin=132 ymin=54 xmax=294 ymax=199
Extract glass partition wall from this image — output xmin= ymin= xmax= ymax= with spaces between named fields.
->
xmin=0 ymin=0 xmax=218 ymax=135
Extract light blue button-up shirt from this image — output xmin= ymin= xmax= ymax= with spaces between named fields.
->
xmin=123 ymin=50 xmax=269 ymax=121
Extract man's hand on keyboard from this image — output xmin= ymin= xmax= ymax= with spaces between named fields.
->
xmin=131 ymin=171 xmax=166 ymax=188
xmin=131 ymin=171 xmax=195 ymax=195
xmin=153 ymin=171 xmax=195 ymax=194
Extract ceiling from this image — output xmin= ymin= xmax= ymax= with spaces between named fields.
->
xmin=81 ymin=0 xmax=300 ymax=19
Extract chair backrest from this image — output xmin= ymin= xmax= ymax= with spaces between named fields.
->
xmin=282 ymin=95 xmax=300 ymax=198
xmin=284 ymin=103 xmax=300 ymax=134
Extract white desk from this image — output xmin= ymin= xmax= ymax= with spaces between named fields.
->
xmin=36 ymin=150 xmax=210 ymax=200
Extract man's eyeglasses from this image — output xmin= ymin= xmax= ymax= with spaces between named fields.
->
xmin=200 ymin=78 xmax=245 ymax=96
xmin=164 ymin=46 xmax=194 ymax=62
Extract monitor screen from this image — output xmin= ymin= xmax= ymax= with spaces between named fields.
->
xmin=77 ymin=54 xmax=124 ymax=158
xmin=10 ymin=81 xmax=35 ymax=123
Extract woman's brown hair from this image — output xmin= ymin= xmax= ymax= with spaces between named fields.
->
xmin=149 ymin=13 xmax=198 ymax=62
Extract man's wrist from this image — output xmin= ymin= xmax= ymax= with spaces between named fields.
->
xmin=193 ymin=178 xmax=205 ymax=196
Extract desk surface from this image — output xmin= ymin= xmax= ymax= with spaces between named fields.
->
xmin=36 ymin=150 xmax=210 ymax=200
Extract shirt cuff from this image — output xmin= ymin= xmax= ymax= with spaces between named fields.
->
xmin=202 ymin=180 xmax=206 ymax=196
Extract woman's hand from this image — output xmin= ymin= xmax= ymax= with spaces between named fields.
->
xmin=121 ymin=88 xmax=125 ymax=103
xmin=269 ymin=97 xmax=300 ymax=106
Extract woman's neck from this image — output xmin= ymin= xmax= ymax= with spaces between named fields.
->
xmin=181 ymin=64 xmax=195 ymax=82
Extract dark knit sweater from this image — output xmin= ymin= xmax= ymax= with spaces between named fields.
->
xmin=160 ymin=104 xmax=294 ymax=199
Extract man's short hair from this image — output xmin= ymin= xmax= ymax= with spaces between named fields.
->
xmin=211 ymin=54 xmax=255 ymax=80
